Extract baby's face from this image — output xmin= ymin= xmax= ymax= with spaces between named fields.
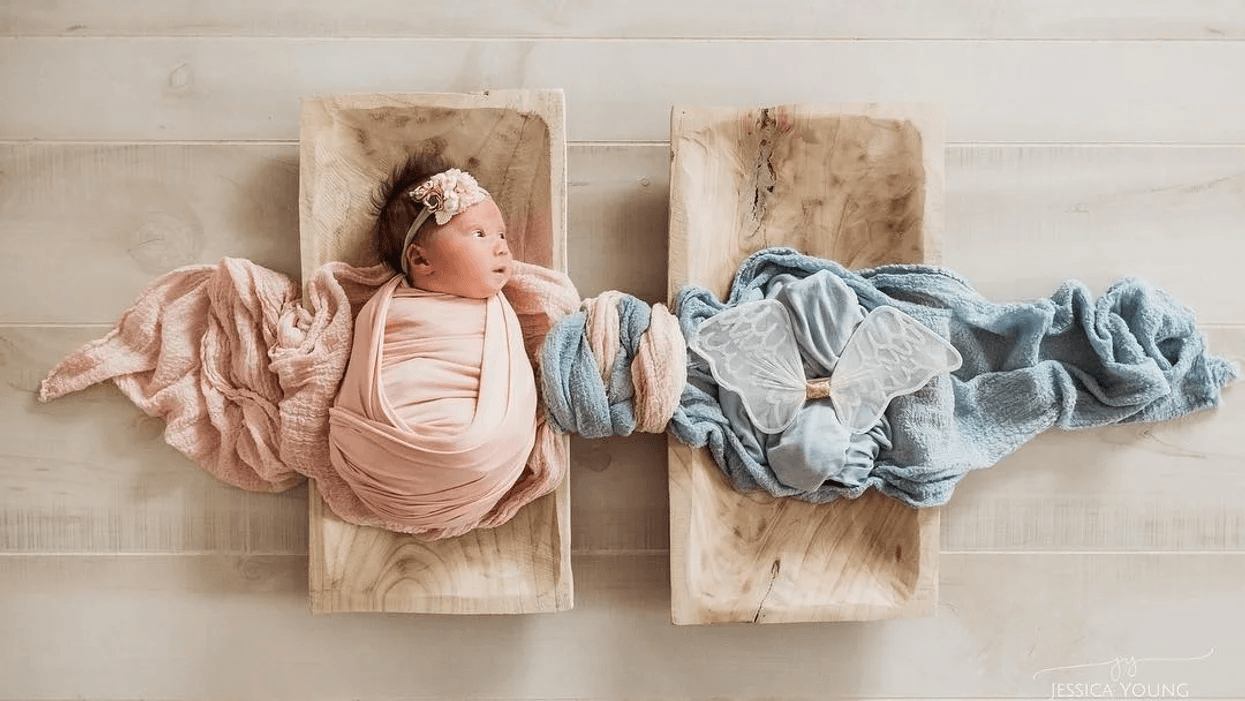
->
xmin=408 ymin=198 xmax=513 ymax=299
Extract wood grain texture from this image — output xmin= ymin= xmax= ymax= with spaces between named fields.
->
xmin=0 ymin=326 xmax=308 ymax=554
xmin=3 ymin=1 xmax=1241 ymax=39
xmin=2 ymin=552 xmax=1242 ymax=699
xmin=3 ymin=39 xmax=1245 ymax=143
xmin=0 ymin=143 xmax=301 ymax=324
xmin=566 ymin=144 xmax=670 ymax=302
xmin=308 ymin=487 xmax=568 ymax=613
xmin=945 ymin=144 xmax=1245 ymax=324
xmin=5 ymin=142 xmax=1235 ymax=325
xmin=299 ymin=90 xmax=571 ymax=614
xmin=667 ymin=104 xmax=944 ymax=624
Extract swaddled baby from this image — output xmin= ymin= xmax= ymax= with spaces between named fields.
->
xmin=327 ymin=158 xmax=538 ymax=532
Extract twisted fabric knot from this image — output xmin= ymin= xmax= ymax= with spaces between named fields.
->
xmin=540 ymin=292 xmax=687 ymax=438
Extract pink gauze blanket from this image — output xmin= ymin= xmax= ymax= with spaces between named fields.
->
xmin=38 ymin=257 xmax=581 ymax=540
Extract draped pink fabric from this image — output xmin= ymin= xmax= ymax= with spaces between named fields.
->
xmin=328 ymin=277 xmax=538 ymax=532
xmin=37 ymin=258 xmax=580 ymax=540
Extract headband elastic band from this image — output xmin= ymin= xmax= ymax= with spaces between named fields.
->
xmin=399 ymin=209 xmax=435 ymax=275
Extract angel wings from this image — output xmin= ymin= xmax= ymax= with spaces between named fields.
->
xmin=691 ymin=299 xmax=962 ymax=435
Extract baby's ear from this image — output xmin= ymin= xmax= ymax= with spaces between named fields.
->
xmin=406 ymin=244 xmax=434 ymax=274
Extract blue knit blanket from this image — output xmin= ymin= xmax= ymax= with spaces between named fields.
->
xmin=667 ymin=248 xmax=1238 ymax=507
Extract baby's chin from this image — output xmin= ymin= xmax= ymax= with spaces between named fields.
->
xmin=457 ymin=269 xmax=511 ymax=299
xmin=489 ymin=264 xmax=513 ymax=289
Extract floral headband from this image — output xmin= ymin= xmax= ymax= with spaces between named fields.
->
xmin=400 ymin=168 xmax=490 ymax=274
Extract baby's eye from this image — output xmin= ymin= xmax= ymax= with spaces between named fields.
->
xmin=498 ymin=232 xmax=507 ymax=240
xmin=472 ymin=229 xmax=486 ymax=238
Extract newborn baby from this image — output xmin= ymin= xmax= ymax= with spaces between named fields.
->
xmin=327 ymin=159 xmax=538 ymax=532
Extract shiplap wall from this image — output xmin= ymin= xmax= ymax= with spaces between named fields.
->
xmin=1 ymin=3 xmax=1243 ymax=699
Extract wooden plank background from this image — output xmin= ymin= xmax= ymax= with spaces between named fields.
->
xmin=0 ymin=3 xmax=1242 ymax=698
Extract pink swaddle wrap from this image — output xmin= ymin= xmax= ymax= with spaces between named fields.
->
xmin=37 ymin=258 xmax=580 ymax=540
xmin=329 ymin=277 xmax=538 ymax=531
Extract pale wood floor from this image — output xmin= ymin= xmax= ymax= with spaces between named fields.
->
xmin=1 ymin=2 xmax=1243 ymax=699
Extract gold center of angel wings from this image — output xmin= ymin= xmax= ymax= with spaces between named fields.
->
xmin=805 ymin=377 xmax=831 ymax=400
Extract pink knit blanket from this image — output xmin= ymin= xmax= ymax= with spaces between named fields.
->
xmin=38 ymin=258 xmax=580 ymax=539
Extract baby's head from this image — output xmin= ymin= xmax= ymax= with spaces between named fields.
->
xmin=374 ymin=156 xmax=513 ymax=299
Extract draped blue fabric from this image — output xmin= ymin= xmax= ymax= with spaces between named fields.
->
xmin=540 ymin=247 xmax=1236 ymax=508
xmin=667 ymin=248 xmax=1237 ymax=507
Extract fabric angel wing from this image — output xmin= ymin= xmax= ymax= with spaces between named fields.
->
xmin=691 ymin=300 xmax=808 ymax=433
xmin=691 ymin=300 xmax=962 ymax=435
xmin=829 ymin=306 xmax=963 ymax=431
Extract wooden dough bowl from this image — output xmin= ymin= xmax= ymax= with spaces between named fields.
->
xmin=299 ymin=90 xmax=571 ymax=614
xmin=667 ymin=103 xmax=944 ymax=624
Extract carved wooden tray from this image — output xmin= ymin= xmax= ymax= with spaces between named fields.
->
xmin=299 ymin=90 xmax=571 ymax=613
xmin=667 ymin=103 xmax=943 ymax=624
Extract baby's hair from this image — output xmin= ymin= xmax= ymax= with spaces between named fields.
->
xmin=372 ymin=153 xmax=451 ymax=274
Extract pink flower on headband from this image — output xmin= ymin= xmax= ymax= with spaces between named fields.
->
xmin=409 ymin=169 xmax=489 ymax=226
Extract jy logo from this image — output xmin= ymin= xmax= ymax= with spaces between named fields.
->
xmin=1033 ymin=649 xmax=1214 ymax=700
